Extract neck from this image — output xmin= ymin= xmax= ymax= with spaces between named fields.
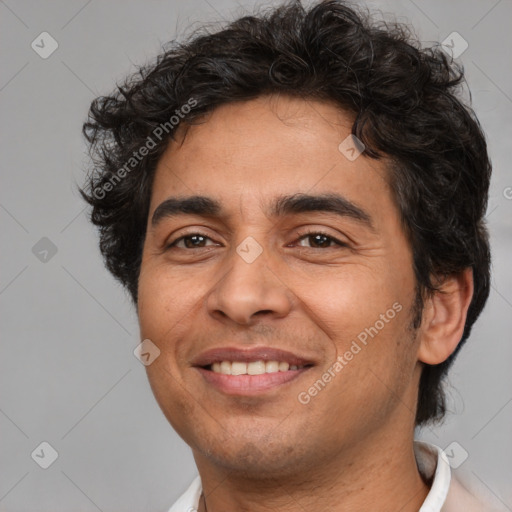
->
xmin=194 ymin=427 xmax=430 ymax=512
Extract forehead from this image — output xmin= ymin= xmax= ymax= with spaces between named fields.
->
xmin=149 ymin=95 xmax=393 ymax=222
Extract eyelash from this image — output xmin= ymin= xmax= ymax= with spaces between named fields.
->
xmin=166 ymin=229 xmax=348 ymax=250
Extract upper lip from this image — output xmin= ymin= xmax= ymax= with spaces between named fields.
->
xmin=191 ymin=346 xmax=315 ymax=367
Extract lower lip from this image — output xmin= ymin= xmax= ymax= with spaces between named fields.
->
xmin=196 ymin=367 xmax=311 ymax=395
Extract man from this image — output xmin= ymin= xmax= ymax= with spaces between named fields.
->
xmin=81 ymin=1 xmax=501 ymax=510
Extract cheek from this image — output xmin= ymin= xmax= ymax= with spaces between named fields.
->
xmin=137 ymin=261 xmax=203 ymax=337
xmin=289 ymin=264 xmax=417 ymax=399
xmin=144 ymin=358 xmax=203 ymax=445
xmin=137 ymin=265 xmax=191 ymax=400
xmin=286 ymin=261 xmax=411 ymax=339
xmin=137 ymin=264 xmax=199 ymax=433
xmin=308 ymin=312 xmax=417 ymax=435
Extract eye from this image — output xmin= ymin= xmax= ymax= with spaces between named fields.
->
xmin=294 ymin=230 xmax=348 ymax=249
xmin=166 ymin=233 xmax=219 ymax=250
xmin=165 ymin=230 xmax=347 ymax=251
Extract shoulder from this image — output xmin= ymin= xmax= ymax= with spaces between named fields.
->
xmin=442 ymin=475 xmax=488 ymax=511
xmin=443 ymin=473 xmax=511 ymax=512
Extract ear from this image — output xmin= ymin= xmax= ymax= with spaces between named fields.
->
xmin=417 ymin=268 xmax=474 ymax=365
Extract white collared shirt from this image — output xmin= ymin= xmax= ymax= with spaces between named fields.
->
xmin=168 ymin=441 xmax=505 ymax=511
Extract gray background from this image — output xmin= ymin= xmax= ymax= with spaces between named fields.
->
xmin=1 ymin=0 xmax=511 ymax=510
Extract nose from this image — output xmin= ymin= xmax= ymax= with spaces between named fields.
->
xmin=206 ymin=243 xmax=293 ymax=326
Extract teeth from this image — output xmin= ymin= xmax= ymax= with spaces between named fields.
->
xmin=247 ymin=361 xmax=266 ymax=375
xmin=279 ymin=362 xmax=289 ymax=372
xmin=231 ymin=361 xmax=247 ymax=375
xmin=220 ymin=361 xmax=231 ymax=374
xmin=265 ymin=361 xmax=279 ymax=373
xmin=210 ymin=360 xmax=305 ymax=375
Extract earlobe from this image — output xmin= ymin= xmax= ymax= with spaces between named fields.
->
xmin=417 ymin=268 xmax=474 ymax=365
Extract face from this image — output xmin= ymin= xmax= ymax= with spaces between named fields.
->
xmin=138 ymin=95 xmax=422 ymax=478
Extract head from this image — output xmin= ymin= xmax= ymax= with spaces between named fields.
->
xmin=81 ymin=0 xmax=491 ymax=472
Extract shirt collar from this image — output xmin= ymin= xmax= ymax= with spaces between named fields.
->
xmin=415 ymin=441 xmax=452 ymax=512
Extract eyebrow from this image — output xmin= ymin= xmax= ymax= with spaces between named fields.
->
xmin=151 ymin=193 xmax=375 ymax=231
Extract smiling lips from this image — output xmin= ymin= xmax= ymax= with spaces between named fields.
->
xmin=193 ymin=346 xmax=314 ymax=394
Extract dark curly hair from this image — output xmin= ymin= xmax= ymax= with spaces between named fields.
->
xmin=81 ymin=0 xmax=491 ymax=426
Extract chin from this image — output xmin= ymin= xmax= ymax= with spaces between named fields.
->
xmin=193 ymin=428 xmax=312 ymax=479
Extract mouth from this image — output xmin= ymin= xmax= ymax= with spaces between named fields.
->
xmin=208 ymin=360 xmax=308 ymax=375
xmin=192 ymin=347 xmax=315 ymax=395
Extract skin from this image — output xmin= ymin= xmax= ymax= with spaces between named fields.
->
xmin=137 ymin=95 xmax=473 ymax=512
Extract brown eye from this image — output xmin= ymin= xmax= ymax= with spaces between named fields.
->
xmin=304 ymin=234 xmax=331 ymax=248
xmin=167 ymin=233 xmax=217 ymax=250
xmin=296 ymin=231 xmax=347 ymax=249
